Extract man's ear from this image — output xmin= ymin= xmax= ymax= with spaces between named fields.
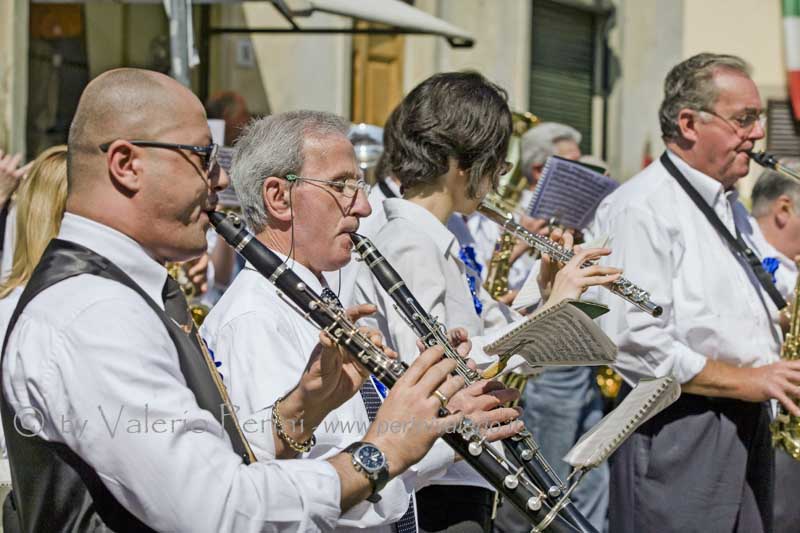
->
xmin=531 ymin=164 xmax=545 ymax=182
xmin=677 ymin=108 xmax=700 ymax=143
xmin=775 ymin=195 xmax=794 ymax=228
xmin=262 ymin=176 xmax=292 ymax=222
xmin=106 ymin=140 xmax=143 ymax=194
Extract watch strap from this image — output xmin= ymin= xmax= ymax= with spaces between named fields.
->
xmin=344 ymin=441 xmax=389 ymax=503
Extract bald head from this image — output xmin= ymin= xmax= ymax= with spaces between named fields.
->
xmin=67 ymin=68 xmax=204 ymax=189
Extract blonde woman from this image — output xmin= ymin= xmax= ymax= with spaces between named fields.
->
xmin=0 ymin=145 xmax=68 ymax=322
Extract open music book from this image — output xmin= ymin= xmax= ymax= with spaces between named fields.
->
xmin=563 ymin=376 xmax=681 ymax=470
xmin=481 ymin=299 xmax=616 ymax=366
xmin=527 ymin=156 xmax=619 ymax=230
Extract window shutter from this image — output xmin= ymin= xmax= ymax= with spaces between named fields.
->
xmin=766 ymin=99 xmax=800 ymax=158
xmin=529 ymin=0 xmax=595 ymax=154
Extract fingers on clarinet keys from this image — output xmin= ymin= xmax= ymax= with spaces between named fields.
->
xmin=433 ymin=389 xmax=449 ymax=409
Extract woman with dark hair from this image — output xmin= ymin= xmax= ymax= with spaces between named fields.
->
xmin=352 ymin=71 xmax=621 ymax=532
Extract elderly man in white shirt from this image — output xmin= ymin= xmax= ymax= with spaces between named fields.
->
xmin=1 ymin=68 xmax=482 ymax=533
xmin=592 ymin=53 xmax=800 ymax=533
xmin=200 ymin=110 xmax=525 ymax=533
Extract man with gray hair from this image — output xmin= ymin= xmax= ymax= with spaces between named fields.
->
xmin=751 ymin=166 xmax=800 ymax=293
xmin=200 ymin=110 xmax=524 ymax=533
xmin=592 ymin=52 xmax=794 ymax=532
xmin=519 ymin=122 xmax=582 ymax=190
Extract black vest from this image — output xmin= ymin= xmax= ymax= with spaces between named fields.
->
xmin=0 ymin=239 xmax=252 ymax=532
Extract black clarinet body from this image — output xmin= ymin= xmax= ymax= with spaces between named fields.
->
xmin=350 ymin=232 xmax=596 ymax=533
xmin=208 ymin=211 xmax=588 ymax=533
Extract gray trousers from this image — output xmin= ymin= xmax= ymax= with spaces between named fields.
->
xmin=609 ymin=392 xmax=774 ymax=533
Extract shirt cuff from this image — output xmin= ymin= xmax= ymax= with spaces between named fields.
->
xmin=672 ymin=346 xmax=708 ymax=384
xmin=269 ymin=457 xmax=342 ymax=530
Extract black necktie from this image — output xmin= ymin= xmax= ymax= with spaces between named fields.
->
xmin=321 ymin=287 xmax=417 ymax=533
xmin=163 ymin=275 xmax=194 ymax=332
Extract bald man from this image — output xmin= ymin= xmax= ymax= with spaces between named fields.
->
xmin=0 ymin=68 xmax=471 ymax=532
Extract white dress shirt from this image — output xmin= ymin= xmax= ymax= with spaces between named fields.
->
xmin=352 ymin=198 xmax=525 ymax=490
xmin=3 ymin=213 xmax=343 ymax=532
xmin=200 ymin=254 xmax=454 ymax=532
xmin=590 ymin=151 xmax=782 ymax=386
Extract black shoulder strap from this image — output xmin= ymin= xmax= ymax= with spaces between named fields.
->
xmin=377 ymin=178 xmax=398 ymax=199
xmin=660 ymin=152 xmax=787 ymax=310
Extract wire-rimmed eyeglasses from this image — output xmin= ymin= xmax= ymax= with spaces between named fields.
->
xmin=285 ymin=174 xmax=371 ymax=198
xmin=698 ymin=108 xmax=766 ymax=136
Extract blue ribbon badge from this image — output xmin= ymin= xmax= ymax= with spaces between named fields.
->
xmin=458 ymin=245 xmax=484 ymax=316
xmin=762 ymin=257 xmax=780 ymax=284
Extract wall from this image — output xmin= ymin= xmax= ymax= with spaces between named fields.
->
xmin=209 ymin=3 xmax=351 ymax=117
xmin=405 ymin=0 xmax=532 ymax=111
xmin=606 ymin=0 xmax=684 ymax=182
xmin=0 ymin=0 xmax=29 ymax=155
xmin=84 ymin=4 xmax=169 ymax=78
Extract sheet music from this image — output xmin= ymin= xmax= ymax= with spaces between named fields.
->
xmin=481 ymin=299 xmax=617 ymax=366
xmin=564 ymin=376 xmax=681 ymax=469
xmin=527 ymin=156 xmax=619 ymax=229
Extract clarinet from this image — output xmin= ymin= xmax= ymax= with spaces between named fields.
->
xmin=477 ymin=201 xmax=663 ymax=318
xmin=208 ymin=211 xmax=587 ymax=533
xmin=351 ymin=232 xmax=596 ymax=533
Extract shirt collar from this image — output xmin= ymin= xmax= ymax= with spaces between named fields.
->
xmin=383 ymin=198 xmax=457 ymax=257
xmin=666 ymin=149 xmax=726 ymax=208
xmin=58 ymin=212 xmax=169 ymax=309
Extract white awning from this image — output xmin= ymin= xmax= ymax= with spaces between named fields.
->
xmin=290 ymin=0 xmax=474 ymax=47
xmin=32 ymin=0 xmax=474 ymax=47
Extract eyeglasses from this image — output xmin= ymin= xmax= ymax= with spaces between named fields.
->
xmin=285 ymin=174 xmax=371 ymax=198
xmin=99 ymin=140 xmax=220 ymax=172
xmin=698 ymin=108 xmax=766 ymax=136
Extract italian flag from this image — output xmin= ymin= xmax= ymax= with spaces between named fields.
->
xmin=785 ymin=0 xmax=800 ymax=119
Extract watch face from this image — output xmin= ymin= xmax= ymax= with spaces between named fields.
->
xmin=356 ymin=445 xmax=386 ymax=471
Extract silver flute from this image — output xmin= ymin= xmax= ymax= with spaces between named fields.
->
xmin=478 ymin=201 xmax=663 ymax=318
xmin=350 ymin=232 xmax=596 ymax=533
xmin=209 ymin=211 xmax=590 ymax=533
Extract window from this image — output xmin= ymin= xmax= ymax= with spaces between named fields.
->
xmin=530 ymin=0 xmax=597 ymax=155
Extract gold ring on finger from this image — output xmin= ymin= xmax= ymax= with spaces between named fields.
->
xmin=433 ymin=389 xmax=449 ymax=409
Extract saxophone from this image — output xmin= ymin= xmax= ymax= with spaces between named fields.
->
xmin=166 ymin=262 xmax=211 ymax=326
xmin=483 ymin=111 xmax=539 ymax=299
xmin=770 ymin=261 xmax=800 ymax=459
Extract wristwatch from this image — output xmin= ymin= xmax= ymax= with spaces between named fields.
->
xmin=344 ymin=441 xmax=389 ymax=503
